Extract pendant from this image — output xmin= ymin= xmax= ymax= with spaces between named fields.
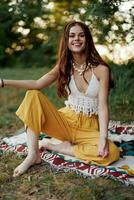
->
xmin=72 ymin=61 xmax=90 ymax=76
xmin=79 ymin=71 xmax=83 ymax=75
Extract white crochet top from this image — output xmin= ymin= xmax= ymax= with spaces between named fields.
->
xmin=65 ymin=72 xmax=100 ymax=115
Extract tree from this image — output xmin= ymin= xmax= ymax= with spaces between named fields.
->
xmin=0 ymin=0 xmax=133 ymax=68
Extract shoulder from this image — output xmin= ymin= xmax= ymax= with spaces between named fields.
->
xmin=93 ymin=64 xmax=109 ymax=81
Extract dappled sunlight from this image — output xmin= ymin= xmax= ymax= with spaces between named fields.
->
xmin=1 ymin=0 xmax=134 ymax=66
xmin=34 ymin=17 xmax=47 ymax=29
xmin=97 ymin=43 xmax=134 ymax=64
xmin=45 ymin=2 xmax=54 ymax=9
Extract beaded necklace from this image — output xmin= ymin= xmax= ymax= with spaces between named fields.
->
xmin=72 ymin=61 xmax=91 ymax=75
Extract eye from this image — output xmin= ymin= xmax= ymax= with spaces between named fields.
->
xmin=79 ymin=33 xmax=85 ymax=37
xmin=69 ymin=34 xmax=74 ymax=38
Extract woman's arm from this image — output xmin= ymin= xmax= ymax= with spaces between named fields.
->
xmin=97 ymin=65 xmax=110 ymax=157
xmin=0 ymin=65 xmax=59 ymax=90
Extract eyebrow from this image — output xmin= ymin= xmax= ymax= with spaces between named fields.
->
xmin=69 ymin=31 xmax=84 ymax=34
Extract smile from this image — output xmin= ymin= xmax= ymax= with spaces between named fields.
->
xmin=73 ymin=43 xmax=82 ymax=46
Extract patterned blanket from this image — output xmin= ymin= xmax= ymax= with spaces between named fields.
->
xmin=0 ymin=121 xmax=134 ymax=186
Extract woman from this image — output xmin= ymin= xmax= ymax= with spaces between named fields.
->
xmin=0 ymin=21 xmax=120 ymax=177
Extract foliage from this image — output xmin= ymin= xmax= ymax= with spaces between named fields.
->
xmin=0 ymin=0 xmax=55 ymax=68
xmin=0 ymin=0 xmax=133 ymax=68
xmin=109 ymin=60 xmax=134 ymax=121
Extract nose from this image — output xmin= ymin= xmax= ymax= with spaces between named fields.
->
xmin=74 ymin=35 xmax=79 ymax=40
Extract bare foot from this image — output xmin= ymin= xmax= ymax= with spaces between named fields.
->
xmin=13 ymin=154 xmax=41 ymax=177
xmin=46 ymin=141 xmax=74 ymax=156
xmin=39 ymin=138 xmax=62 ymax=149
xmin=39 ymin=138 xmax=52 ymax=149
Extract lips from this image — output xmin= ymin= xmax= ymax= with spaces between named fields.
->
xmin=72 ymin=43 xmax=82 ymax=47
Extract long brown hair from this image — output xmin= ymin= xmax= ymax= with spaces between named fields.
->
xmin=56 ymin=21 xmax=113 ymax=98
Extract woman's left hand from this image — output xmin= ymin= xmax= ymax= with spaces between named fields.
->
xmin=97 ymin=138 xmax=109 ymax=158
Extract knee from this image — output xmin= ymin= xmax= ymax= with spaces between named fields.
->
xmin=110 ymin=143 xmax=120 ymax=161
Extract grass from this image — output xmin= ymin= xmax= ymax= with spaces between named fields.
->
xmin=0 ymin=67 xmax=134 ymax=200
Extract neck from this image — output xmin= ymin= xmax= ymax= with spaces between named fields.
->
xmin=72 ymin=53 xmax=86 ymax=65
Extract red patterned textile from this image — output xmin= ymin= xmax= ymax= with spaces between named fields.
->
xmin=0 ymin=143 xmax=134 ymax=186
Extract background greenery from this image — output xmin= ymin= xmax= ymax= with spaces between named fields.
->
xmin=0 ymin=0 xmax=133 ymax=68
xmin=0 ymin=62 xmax=134 ymax=137
xmin=0 ymin=0 xmax=133 ymax=120
xmin=0 ymin=67 xmax=134 ymax=200
xmin=0 ymin=0 xmax=134 ymax=199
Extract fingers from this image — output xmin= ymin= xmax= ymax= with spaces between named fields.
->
xmin=98 ymin=151 xmax=103 ymax=157
xmin=98 ymin=148 xmax=109 ymax=158
xmin=98 ymin=140 xmax=109 ymax=158
xmin=103 ymin=150 xmax=109 ymax=158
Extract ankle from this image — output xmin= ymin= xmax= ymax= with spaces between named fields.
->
xmin=27 ymin=152 xmax=39 ymax=160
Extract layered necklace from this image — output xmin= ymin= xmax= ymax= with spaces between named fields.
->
xmin=72 ymin=60 xmax=91 ymax=75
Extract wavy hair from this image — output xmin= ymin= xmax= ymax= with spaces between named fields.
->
xmin=56 ymin=21 xmax=113 ymax=98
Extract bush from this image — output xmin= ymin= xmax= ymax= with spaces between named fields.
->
xmin=109 ymin=61 xmax=134 ymax=121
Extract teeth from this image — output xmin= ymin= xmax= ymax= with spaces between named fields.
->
xmin=73 ymin=44 xmax=81 ymax=46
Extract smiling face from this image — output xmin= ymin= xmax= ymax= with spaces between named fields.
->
xmin=68 ymin=25 xmax=86 ymax=54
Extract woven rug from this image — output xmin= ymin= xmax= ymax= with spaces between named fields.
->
xmin=0 ymin=121 xmax=134 ymax=186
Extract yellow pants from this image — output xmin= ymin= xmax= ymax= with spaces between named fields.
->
xmin=16 ymin=90 xmax=120 ymax=166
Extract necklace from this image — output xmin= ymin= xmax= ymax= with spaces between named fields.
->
xmin=72 ymin=61 xmax=91 ymax=75
xmin=73 ymin=60 xmax=86 ymax=69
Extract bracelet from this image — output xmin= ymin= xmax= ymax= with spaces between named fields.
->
xmin=1 ymin=79 xmax=4 ymax=87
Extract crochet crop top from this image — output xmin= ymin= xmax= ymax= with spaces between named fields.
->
xmin=64 ymin=71 xmax=100 ymax=115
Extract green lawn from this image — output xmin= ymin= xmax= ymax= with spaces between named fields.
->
xmin=0 ymin=68 xmax=134 ymax=200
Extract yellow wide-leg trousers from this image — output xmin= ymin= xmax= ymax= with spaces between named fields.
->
xmin=16 ymin=90 xmax=120 ymax=166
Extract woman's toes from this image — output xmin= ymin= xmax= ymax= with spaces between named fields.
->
xmin=13 ymin=167 xmax=23 ymax=177
xmin=13 ymin=156 xmax=41 ymax=177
